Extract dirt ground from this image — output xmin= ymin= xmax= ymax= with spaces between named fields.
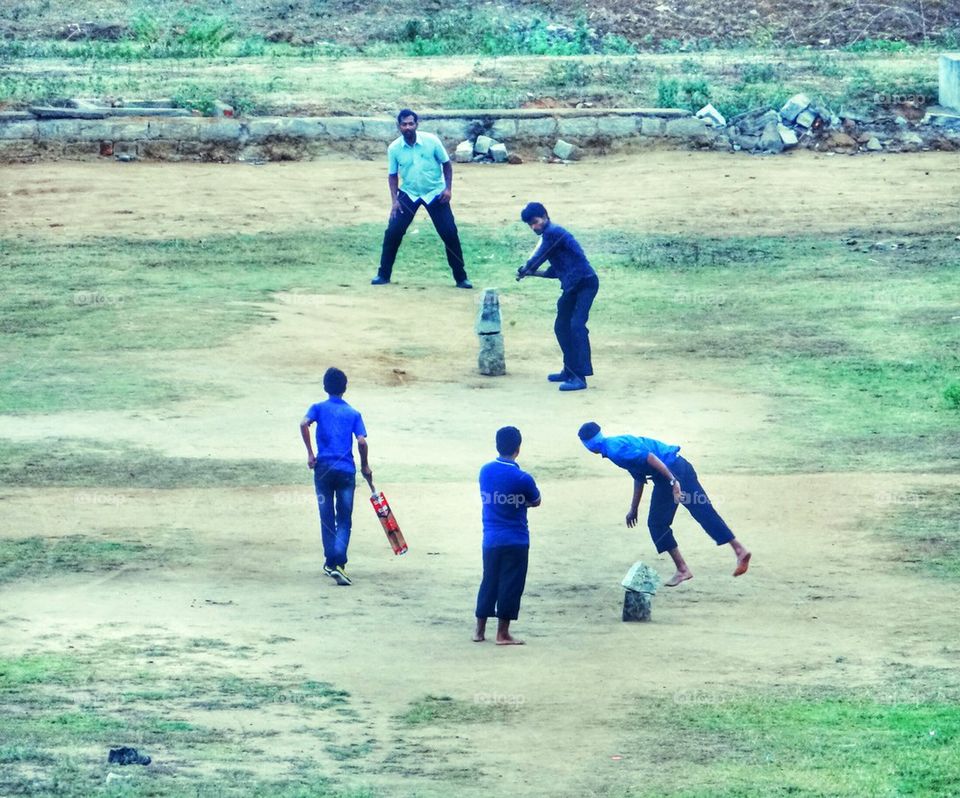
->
xmin=2 ymin=150 xmax=960 ymax=240
xmin=1 ymin=152 xmax=959 ymax=796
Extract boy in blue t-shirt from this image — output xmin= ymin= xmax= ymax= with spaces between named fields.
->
xmin=299 ymin=367 xmax=371 ymax=586
xmin=474 ymin=426 xmax=541 ymax=645
xmin=577 ymin=421 xmax=751 ymax=587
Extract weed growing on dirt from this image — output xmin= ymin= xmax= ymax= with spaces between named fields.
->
xmin=0 ymin=536 xmax=154 ymax=584
xmin=879 ymin=486 xmax=960 ymax=580
xmin=0 ymin=439 xmax=302 ymax=488
xmin=399 ymin=694 xmax=514 ymax=725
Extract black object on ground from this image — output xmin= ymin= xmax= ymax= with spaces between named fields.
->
xmin=108 ymin=747 xmax=151 ymax=765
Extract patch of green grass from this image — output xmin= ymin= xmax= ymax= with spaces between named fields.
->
xmin=0 ymin=536 xmax=155 ymax=584
xmin=622 ymin=692 xmax=960 ymax=797
xmin=0 ymin=439 xmax=302 ymax=487
xmin=2 ymin=229 xmax=957 ymax=474
xmin=0 ymin=654 xmax=90 ymax=689
xmin=398 ymin=694 xmax=514 ymax=726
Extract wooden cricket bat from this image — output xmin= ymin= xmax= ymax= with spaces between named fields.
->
xmin=364 ymin=474 xmax=408 ymax=556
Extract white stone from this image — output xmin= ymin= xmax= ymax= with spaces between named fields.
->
xmin=696 ymin=103 xmax=726 ymax=127
xmin=454 ymin=139 xmax=473 ymax=163
xmin=778 ymin=124 xmax=799 ymax=147
xmin=866 ymin=137 xmax=883 ymax=151
xmin=780 ymin=93 xmax=811 ymax=123
xmin=795 ymin=109 xmax=816 ymax=128
xmin=474 ymin=134 xmax=494 ymax=154
xmin=553 ymin=139 xmax=579 ymax=160
xmin=489 ymin=142 xmax=508 ymax=162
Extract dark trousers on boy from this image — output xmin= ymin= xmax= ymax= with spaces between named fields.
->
xmin=646 ymin=456 xmax=735 ymax=553
xmin=314 ymin=468 xmax=355 ymax=568
xmin=555 ymin=274 xmax=598 ymax=379
xmin=475 ymin=545 xmax=529 ymax=620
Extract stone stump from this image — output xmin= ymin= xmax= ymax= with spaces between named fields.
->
xmin=477 ymin=288 xmax=506 ymax=376
xmin=622 ymin=591 xmax=653 ymax=622
xmin=620 ymin=560 xmax=660 ymax=622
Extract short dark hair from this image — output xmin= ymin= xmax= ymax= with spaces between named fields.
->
xmin=397 ymin=109 xmax=418 ymax=124
xmin=323 ymin=367 xmax=348 ymax=396
xmin=578 ymin=421 xmax=601 ymax=441
xmin=496 ymin=426 xmax=522 ymax=456
xmin=521 ymin=202 xmax=548 ymax=223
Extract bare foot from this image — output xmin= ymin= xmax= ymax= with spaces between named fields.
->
xmin=495 ymin=635 xmax=525 ymax=646
xmin=665 ymin=570 xmax=693 ymax=587
xmin=472 ymin=632 xmax=485 ymax=642
xmin=733 ymin=551 xmax=751 ymax=577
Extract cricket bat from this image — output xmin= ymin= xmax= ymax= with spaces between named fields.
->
xmin=364 ymin=474 xmax=408 ymax=556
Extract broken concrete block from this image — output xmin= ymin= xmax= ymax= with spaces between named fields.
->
xmin=780 ymin=93 xmax=811 ymax=123
xmin=778 ymin=123 xmax=799 ymax=148
xmin=490 ymin=142 xmax=508 ymax=162
xmin=474 ymin=134 xmax=494 ymax=154
xmin=760 ymin=121 xmax=784 ymax=153
xmin=455 ymin=139 xmax=473 ymax=163
xmin=795 ymin=109 xmax=817 ymax=128
xmin=866 ymin=136 xmax=883 ymax=151
xmin=696 ymin=103 xmax=726 ymax=127
xmin=940 ymin=54 xmax=960 ymax=111
xmin=621 ymin=561 xmax=661 ymax=594
xmin=553 ymin=139 xmax=579 ymax=160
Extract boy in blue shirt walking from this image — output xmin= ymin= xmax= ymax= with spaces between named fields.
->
xmin=516 ymin=202 xmax=599 ymax=392
xmin=299 ymin=367 xmax=371 ymax=586
xmin=578 ymin=422 xmax=751 ymax=587
xmin=474 ymin=426 xmax=541 ymax=645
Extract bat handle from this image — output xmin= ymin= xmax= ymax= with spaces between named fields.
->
xmin=363 ymin=473 xmax=375 ymax=494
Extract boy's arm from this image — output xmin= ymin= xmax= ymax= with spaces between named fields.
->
xmin=626 ymin=478 xmax=644 ymax=527
xmin=299 ymin=417 xmax=316 ymax=469
xmin=646 ymin=453 xmax=682 ymax=503
xmin=357 ymin=435 xmax=371 ymax=477
xmin=518 ymin=228 xmax=562 ymax=279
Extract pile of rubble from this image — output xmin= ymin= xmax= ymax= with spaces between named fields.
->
xmin=454 ymin=134 xmax=526 ymax=164
xmin=712 ymin=92 xmax=957 ymax=155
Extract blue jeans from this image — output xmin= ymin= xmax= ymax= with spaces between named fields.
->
xmin=314 ymin=467 xmax=356 ymax=568
xmin=646 ymin=456 xmax=734 ymax=554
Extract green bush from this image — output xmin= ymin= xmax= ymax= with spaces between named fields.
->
xmin=945 ymin=382 xmax=960 ymax=410
xmin=657 ymin=77 xmax=680 ymax=107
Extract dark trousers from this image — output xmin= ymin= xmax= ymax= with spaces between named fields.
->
xmin=378 ymin=191 xmax=468 ymax=283
xmin=314 ymin=467 xmax=356 ymax=568
xmin=647 ymin=456 xmax=734 ymax=554
xmin=475 ymin=545 xmax=529 ymax=621
xmin=555 ymin=274 xmax=598 ymax=379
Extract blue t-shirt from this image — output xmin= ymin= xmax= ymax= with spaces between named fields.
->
xmin=478 ymin=457 xmax=540 ymax=549
xmin=524 ymin=222 xmax=597 ymax=291
xmin=387 ymin=131 xmax=449 ymax=204
xmin=305 ymin=397 xmax=367 ymax=474
xmin=598 ymin=435 xmax=680 ymax=483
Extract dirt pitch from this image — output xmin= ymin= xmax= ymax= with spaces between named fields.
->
xmin=1 ymin=151 xmax=959 ymax=796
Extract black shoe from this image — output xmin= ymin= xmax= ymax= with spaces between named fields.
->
xmin=371 ymin=275 xmax=390 ymax=285
xmin=323 ymin=565 xmax=336 ymax=578
xmin=559 ymin=377 xmax=587 ymax=392
xmin=547 ymin=370 xmax=569 ymax=383
xmin=455 ymin=280 xmax=473 ymax=289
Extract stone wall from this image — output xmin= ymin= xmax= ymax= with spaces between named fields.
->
xmin=0 ymin=108 xmax=707 ymax=163
xmin=0 ymin=105 xmax=957 ymax=163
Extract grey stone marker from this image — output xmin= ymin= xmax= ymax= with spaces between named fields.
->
xmin=621 ymin=561 xmax=661 ymax=622
xmin=940 ymin=54 xmax=960 ymax=111
xmin=553 ymin=139 xmax=579 ymax=160
xmin=477 ymin=288 xmax=506 ymax=376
